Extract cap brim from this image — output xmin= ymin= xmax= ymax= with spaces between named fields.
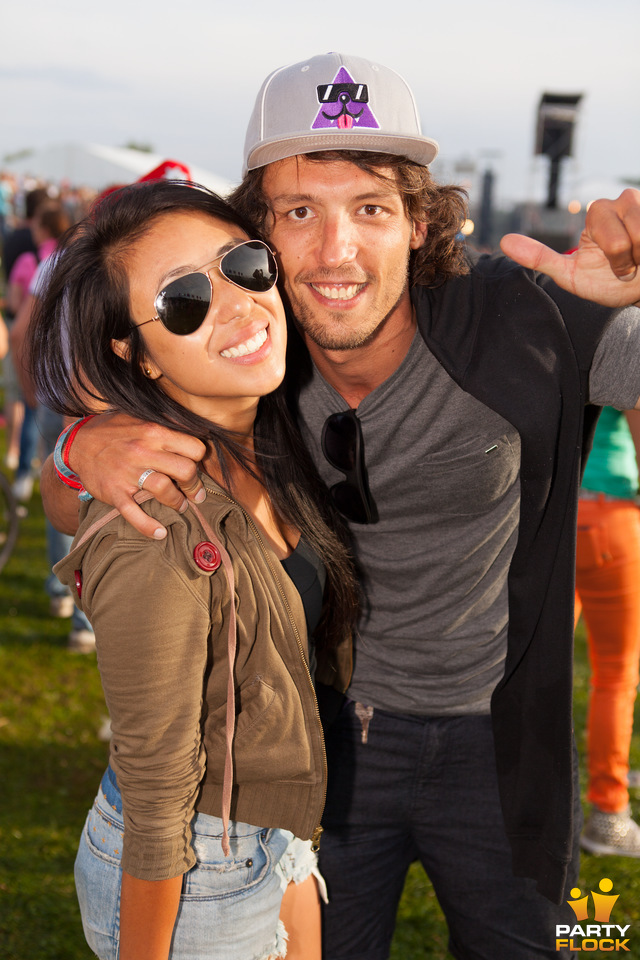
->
xmin=245 ymin=132 xmax=439 ymax=172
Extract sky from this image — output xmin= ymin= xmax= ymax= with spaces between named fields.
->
xmin=2 ymin=0 xmax=639 ymax=208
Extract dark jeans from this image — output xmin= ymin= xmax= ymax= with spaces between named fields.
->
xmin=16 ymin=403 xmax=39 ymax=476
xmin=319 ymin=703 xmax=581 ymax=960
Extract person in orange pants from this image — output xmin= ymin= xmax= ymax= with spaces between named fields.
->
xmin=576 ymin=406 xmax=640 ymax=856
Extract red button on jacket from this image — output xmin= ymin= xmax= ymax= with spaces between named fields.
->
xmin=193 ymin=541 xmax=222 ymax=572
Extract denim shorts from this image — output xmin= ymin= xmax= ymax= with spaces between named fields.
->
xmin=75 ymin=768 xmax=324 ymax=960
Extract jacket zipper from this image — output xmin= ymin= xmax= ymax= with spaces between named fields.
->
xmin=212 ymin=490 xmax=328 ymax=846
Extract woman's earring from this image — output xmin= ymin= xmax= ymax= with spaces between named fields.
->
xmin=143 ymin=366 xmax=153 ymax=378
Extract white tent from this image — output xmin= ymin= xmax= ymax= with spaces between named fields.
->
xmin=3 ymin=143 xmax=234 ymax=195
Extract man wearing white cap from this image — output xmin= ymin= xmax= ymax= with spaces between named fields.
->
xmin=41 ymin=53 xmax=640 ymax=959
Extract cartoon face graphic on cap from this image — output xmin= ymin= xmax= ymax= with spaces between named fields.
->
xmin=312 ymin=66 xmax=380 ymax=131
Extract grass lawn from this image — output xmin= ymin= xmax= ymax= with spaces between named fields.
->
xmin=1 ymin=471 xmax=639 ymax=958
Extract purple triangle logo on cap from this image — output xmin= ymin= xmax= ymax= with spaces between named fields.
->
xmin=312 ymin=67 xmax=380 ymax=130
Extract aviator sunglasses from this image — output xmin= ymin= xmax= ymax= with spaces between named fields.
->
xmin=136 ymin=240 xmax=278 ymax=336
xmin=321 ymin=409 xmax=378 ymax=525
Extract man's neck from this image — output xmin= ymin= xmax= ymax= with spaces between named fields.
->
xmin=305 ymin=307 xmax=417 ymax=409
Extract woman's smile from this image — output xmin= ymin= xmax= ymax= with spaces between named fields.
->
xmin=219 ymin=323 xmax=269 ymax=359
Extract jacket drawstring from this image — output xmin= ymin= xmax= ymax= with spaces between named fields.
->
xmin=189 ymin=502 xmax=237 ymax=857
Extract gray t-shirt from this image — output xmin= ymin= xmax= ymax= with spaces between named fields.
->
xmin=297 ymin=308 xmax=640 ymax=717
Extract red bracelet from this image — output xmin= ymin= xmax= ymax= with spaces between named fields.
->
xmin=62 ymin=415 xmax=96 ymax=472
xmin=53 ymin=415 xmax=96 ymax=491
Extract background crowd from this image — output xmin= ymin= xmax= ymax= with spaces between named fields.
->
xmin=1 ymin=175 xmax=98 ymax=652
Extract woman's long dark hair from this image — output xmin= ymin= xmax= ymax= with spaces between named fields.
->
xmin=29 ymin=179 xmax=358 ymax=649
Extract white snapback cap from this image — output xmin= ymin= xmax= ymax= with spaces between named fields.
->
xmin=243 ymin=52 xmax=439 ymax=174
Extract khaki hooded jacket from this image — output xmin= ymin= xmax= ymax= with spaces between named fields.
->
xmin=55 ymin=473 xmax=352 ymax=881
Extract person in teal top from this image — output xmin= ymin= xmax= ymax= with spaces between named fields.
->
xmin=576 ymin=406 xmax=640 ymax=856
xmin=582 ymin=407 xmax=639 ymax=499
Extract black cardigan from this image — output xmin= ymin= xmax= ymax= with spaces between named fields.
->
xmin=413 ymin=253 xmax=617 ymax=903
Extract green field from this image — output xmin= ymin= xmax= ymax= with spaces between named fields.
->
xmin=1 ymin=474 xmax=639 ymax=959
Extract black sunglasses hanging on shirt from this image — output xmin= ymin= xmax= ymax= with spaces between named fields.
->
xmin=321 ymin=409 xmax=378 ymax=524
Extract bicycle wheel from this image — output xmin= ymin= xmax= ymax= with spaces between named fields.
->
xmin=0 ymin=471 xmax=19 ymax=573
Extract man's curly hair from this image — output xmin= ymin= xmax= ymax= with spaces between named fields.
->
xmin=230 ymin=150 xmax=470 ymax=287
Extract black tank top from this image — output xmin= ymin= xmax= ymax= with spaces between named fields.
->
xmin=281 ymin=538 xmax=325 ymax=677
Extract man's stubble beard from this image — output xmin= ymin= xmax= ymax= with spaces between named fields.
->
xmin=284 ymin=269 xmax=411 ymax=353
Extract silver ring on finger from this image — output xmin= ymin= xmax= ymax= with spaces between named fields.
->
xmin=137 ymin=469 xmax=156 ymax=490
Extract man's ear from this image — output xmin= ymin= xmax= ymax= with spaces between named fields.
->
xmin=410 ymin=219 xmax=428 ymax=250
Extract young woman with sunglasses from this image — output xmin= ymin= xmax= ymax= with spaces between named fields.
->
xmin=29 ymin=180 xmax=357 ymax=960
